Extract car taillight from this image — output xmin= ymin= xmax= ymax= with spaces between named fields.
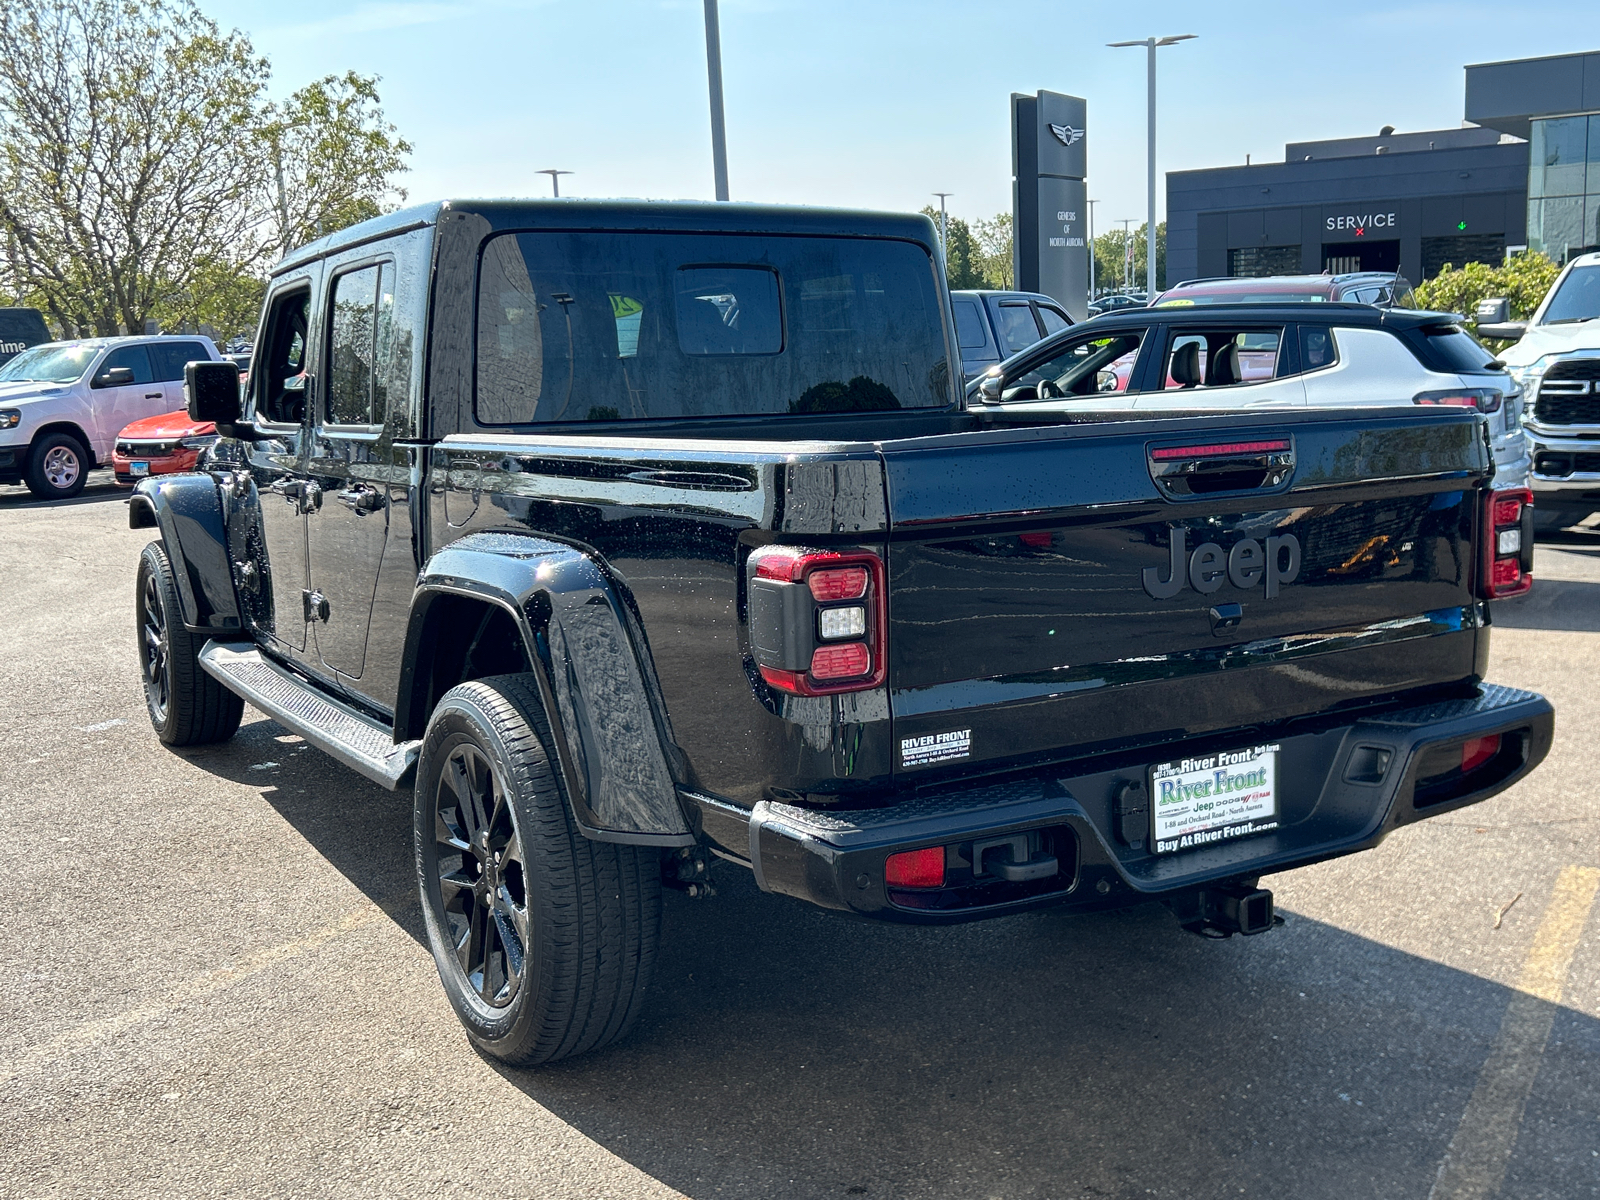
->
xmin=1481 ymin=488 xmax=1533 ymax=599
xmin=1413 ymin=388 xmax=1502 ymax=413
xmin=747 ymin=546 xmax=886 ymax=696
xmin=1461 ymin=734 xmax=1501 ymax=773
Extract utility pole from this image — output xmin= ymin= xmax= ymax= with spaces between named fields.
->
xmin=537 ymin=169 xmax=573 ymax=197
xmin=932 ymin=192 xmax=953 ymax=264
xmin=1108 ymin=33 xmax=1195 ymax=297
xmin=270 ymin=135 xmax=290 ymax=249
xmin=704 ymin=0 xmax=730 ymax=200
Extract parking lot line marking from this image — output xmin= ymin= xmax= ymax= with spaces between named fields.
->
xmin=1427 ymin=865 xmax=1600 ymax=1200
xmin=0 ymin=892 xmax=410 ymax=1089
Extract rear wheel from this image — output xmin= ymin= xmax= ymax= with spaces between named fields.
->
xmin=415 ymin=675 xmax=661 ymax=1065
xmin=25 ymin=432 xmax=89 ymax=500
xmin=135 ymin=542 xmax=244 ymax=746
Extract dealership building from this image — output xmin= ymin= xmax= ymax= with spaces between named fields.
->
xmin=1165 ymin=49 xmax=1600 ymax=286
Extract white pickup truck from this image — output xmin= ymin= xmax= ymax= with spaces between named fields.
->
xmin=0 ymin=334 xmax=220 ymax=500
xmin=1482 ymin=251 xmax=1600 ymax=532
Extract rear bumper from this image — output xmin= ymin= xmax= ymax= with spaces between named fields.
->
xmin=691 ymin=683 xmax=1552 ymax=924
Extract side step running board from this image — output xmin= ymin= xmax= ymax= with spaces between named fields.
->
xmin=198 ymin=641 xmax=420 ymax=789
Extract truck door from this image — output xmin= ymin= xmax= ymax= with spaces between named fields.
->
xmin=244 ymin=272 xmax=320 ymax=656
xmin=91 ymin=344 xmax=164 ymax=460
xmin=304 ymin=259 xmax=394 ymax=684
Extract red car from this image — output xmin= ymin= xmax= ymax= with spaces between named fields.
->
xmin=112 ymin=409 xmax=218 ymax=486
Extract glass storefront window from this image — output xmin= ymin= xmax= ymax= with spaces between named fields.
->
xmin=1529 ymin=116 xmax=1589 ymax=199
xmin=1528 ymin=115 xmax=1599 ymax=261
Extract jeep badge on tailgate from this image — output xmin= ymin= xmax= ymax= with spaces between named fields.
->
xmin=1143 ymin=528 xmax=1301 ymax=600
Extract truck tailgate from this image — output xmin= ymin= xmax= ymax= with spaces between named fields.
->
xmin=882 ymin=409 xmax=1491 ymax=776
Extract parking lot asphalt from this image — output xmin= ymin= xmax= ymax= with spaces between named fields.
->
xmin=0 ymin=473 xmax=1596 ymax=1200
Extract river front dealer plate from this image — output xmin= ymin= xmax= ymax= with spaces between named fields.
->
xmin=1150 ymin=743 xmax=1280 ymax=855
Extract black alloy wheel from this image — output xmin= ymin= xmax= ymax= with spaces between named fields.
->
xmin=134 ymin=542 xmax=244 ymax=746
xmin=415 ymin=676 xmax=661 ymax=1065
xmin=430 ymin=742 xmax=530 ymax=1009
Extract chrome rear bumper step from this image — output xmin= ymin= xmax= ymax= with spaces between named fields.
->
xmin=198 ymin=641 xmax=419 ymax=789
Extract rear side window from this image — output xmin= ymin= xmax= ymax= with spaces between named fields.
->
xmin=475 ymin=232 xmax=950 ymax=424
xmin=1420 ymin=324 xmax=1497 ymax=375
xmin=1300 ymin=326 xmax=1337 ymax=371
xmin=148 ymin=340 xmax=209 ymax=383
xmin=1037 ymin=305 xmax=1071 ymax=336
xmin=1160 ymin=328 xmax=1283 ymax=389
xmin=952 ymin=299 xmax=988 ymax=349
xmin=994 ymin=302 xmax=1041 ymax=354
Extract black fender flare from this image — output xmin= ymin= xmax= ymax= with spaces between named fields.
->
xmin=401 ymin=531 xmax=693 ymax=846
xmin=129 ymin=474 xmax=242 ymax=634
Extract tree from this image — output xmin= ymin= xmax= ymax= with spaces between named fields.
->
xmin=921 ymin=207 xmax=986 ymax=290
xmin=1093 ymin=222 xmax=1166 ymax=295
xmin=973 ymin=213 xmax=1012 ymax=290
xmin=0 ymin=1 xmax=412 ymax=340
xmin=1412 ymin=252 xmax=1561 ymax=335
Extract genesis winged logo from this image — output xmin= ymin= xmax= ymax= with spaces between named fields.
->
xmin=1048 ymin=123 xmax=1084 ymax=147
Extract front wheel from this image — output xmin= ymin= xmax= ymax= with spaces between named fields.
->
xmin=414 ymin=676 xmax=661 ymax=1065
xmin=135 ymin=542 xmax=244 ymax=745
xmin=25 ymin=432 xmax=89 ymax=500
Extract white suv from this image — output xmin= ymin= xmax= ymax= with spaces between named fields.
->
xmin=0 ymin=334 xmax=221 ymax=500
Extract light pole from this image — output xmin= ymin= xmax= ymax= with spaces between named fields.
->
xmin=1108 ymin=33 xmax=1195 ymax=297
xmin=703 ymin=0 xmax=730 ymax=200
xmin=537 ymin=169 xmax=573 ymax=197
xmin=1119 ymin=218 xmax=1135 ymax=291
xmin=1087 ymin=198 xmax=1098 ymax=301
xmin=932 ymin=192 xmax=953 ymax=263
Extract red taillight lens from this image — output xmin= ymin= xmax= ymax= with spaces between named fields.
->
xmin=809 ymin=641 xmax=871 ymax=680
xmin=1481 ymin=488 xmax=1533 ymax=599
xmin=1491 ymin=558 xmax=1523 ymax=588
xmin=1461 ymin=734 xmax=1501 ymax=773
xmin=1414 ymin=389 xmax=1502 ymax=413
xmin=807 ymin=566 xmax=868 ymax=602
xmin=884 ymin=846 xmax=945 ymax=889
xmin=1492 ymin=496 xmax=1523 ymax=526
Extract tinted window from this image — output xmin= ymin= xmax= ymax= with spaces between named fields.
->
xmin=1543 ymin=265 xmax=1600 ymax=325
xmin=99 ymin=345 xmax=154 ymax=385
xmin=475 ymin=232 xmax=948 ymax=424
xmin=1390 ymin=279 xmax=1417 ymax=309
xmin=1037 ymin=305 xmax=1071 ymax=336
xmin=952 ymin=299 xmax=988 ymax=349
xmin=994 ymin=302 xmax=1042 ymax=354
xmin=258 ymin=288 xmax=310 ymax=425
xmin=1008 ymin=330 xmax=1145 ymax=400
xmin=1300 ymin=326 xmax=1337 ymax=370
xmin=1421 ymin=324 xmax=1497 ymax=374
xmin=327 ymin=265 xmax=389 ymax=426
xmin=674 ymin=267 xmax=781 ymax=355
xmin=148 ymin=340 xmax=208 ymax=383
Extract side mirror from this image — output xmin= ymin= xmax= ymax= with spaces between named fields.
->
xmin=977 ymin=374 xmax=1004 ymax=403
xmin=185 ymin=359 xmax=243 ymax=426
xmin=1476 ymin=321 xmax=1527 ymax=342
xmin=91 ymin=366 xmax=135 ymax=389
xmin=282 ymin=372 xmax=307 ymax=393
xmin=1475 ymin=297 xmax=1510 ymax=325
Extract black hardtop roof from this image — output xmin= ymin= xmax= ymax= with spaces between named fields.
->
xmin=275 ymin=198 xmax=941 ymax=274
xmin=1085 ymin=302 xmax=1461 ymax=331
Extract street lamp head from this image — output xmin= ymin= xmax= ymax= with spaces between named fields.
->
xmin=1106 ymin=38 xmax=1150 ymax=47
xmin=1155 ymin=34 xmax=1197 ymax=46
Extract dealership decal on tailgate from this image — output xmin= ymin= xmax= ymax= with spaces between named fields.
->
xmin=1150 ymin=744 xmax=1280 ymax=854
xmin=900 ymin=728 xmax=971 ymax=768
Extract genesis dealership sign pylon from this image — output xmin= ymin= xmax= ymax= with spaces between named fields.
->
xmin=1013 ymin=90 xmax=1090 ymax=319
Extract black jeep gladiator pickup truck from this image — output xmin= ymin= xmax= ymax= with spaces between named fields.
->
xmin=130 ymin=200 xmax=1552 ymax=1065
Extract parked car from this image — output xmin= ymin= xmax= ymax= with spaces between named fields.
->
xmin=131 ymin=200 xmax=1549 ymax=1067
xmin=1156 ymin=272 xmax=1417 ymax=309
xmin=1088 ymin=292 xmax=1147 ymax=316
xmin=950 ymin=289 xmax=1073 ymax=379
xmin=1479 ymin=251 xmax=1600 ymax=532
xmin=111 ymin=409 xmax=219 ymax=486
xmin=971 ymin=302 xmax=1531 ymax=489
xmin=0 ymin=307 xmax=51 ymax=371
xmin=0 ymin=334 xmax=221 ymax=499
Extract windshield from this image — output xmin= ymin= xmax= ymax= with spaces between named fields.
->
xmin=1542 ymin=265 xmax=1600 ymax=325
xmin=0 ymin=344 xmax=97 ymax=384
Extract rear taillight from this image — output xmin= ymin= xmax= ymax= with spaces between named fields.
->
xmin=1461 ymin=734 xmax=1501 ymax=773
xmin=748 ymin=546 xmax=886 ymax=696
xmin=1414 ymin=388 xmax=1502 ymax=413
xmin=1481 ymin=487 xmax=1534 ymax=599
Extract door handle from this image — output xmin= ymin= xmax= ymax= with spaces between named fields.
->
xmin=338 ymin=486 xmax=385 ymax=514
xmin=144 ymin=392 xmax=163 ymax=400
xmin=299 ymin=482 xmax=322 ymax=514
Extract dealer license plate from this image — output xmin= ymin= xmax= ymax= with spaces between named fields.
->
xmin=1150 ymin=743 xmax=1280 ymax=855
xmin=130 ymin=461 xmax=149 ymax=476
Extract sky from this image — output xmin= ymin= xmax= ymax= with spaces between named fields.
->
xmin=206 ymin=0 xmax=1600 ymax=234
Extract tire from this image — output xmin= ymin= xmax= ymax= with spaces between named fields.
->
xmin=25 ymin=431 xmax=89 ymax=500
xmin=135 ymin=541 xmax=245 ymax=746
xmin=1532 ymin=507 xmax=1587 ymax=536
xmin=414 ymin=675 xmax=661 ymax=1066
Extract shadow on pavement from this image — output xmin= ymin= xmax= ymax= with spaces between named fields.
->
xmin=0 ymin=474 xmax=128 ymax=509
xmin=1493 ymin=578 xmax=1600 ymax=632
xmin=177 ymin=714 xmax=1600 ymax=1200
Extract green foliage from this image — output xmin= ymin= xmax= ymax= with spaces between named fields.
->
xmin=922 ymin=208 xmax=1015 ymax=291
xmin=1411 ymin=253 xmax=1561 ymax=330
xmin=972 ymin=213 xmax=1012 ymax=290
xmin=1094 ymin=222 xmax=1166 ymax=295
